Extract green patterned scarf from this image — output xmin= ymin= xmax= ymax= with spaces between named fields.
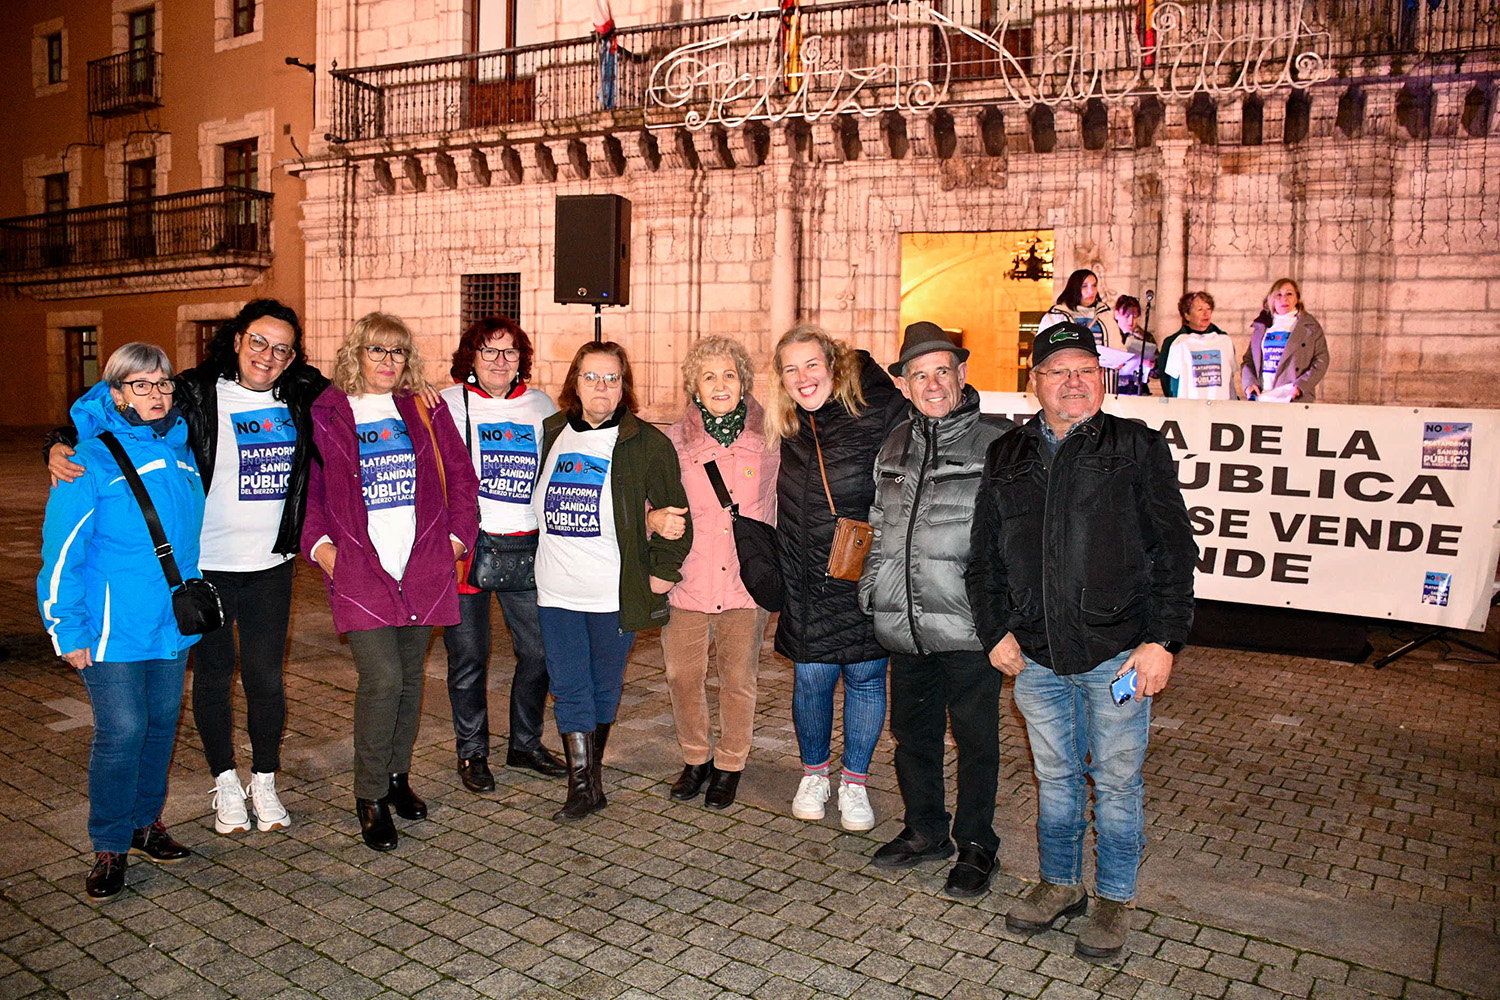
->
xmin=694 ymin=396 xmax=747 ymax=447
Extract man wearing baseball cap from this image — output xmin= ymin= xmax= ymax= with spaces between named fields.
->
xmin=967 ymin=322 xmax=1196 ymax=961
xmin=859 ymin=322 xmax=1013 ymax=898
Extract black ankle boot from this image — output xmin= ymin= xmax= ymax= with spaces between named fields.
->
xmin=554 ymin=731 xmax=601 ymax=821
xmin=384 ymin=773 xmax=427 ymax=821
xmin=703 ymin=764 xmax=742 ymax=810
xmin=670 ymin=760 xmax=713 ymax=801
xmin=356 ymin=798 xmax=397 ymax=851
xmin=591 ymin=722 xmax=612 ymax=806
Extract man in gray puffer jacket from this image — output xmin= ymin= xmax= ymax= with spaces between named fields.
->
xmin=858 ymin=322 xmax=1013 ymax=899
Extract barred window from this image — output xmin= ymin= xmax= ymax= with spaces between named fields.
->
xmin=461 ymin=273 xmax=521 ymax=328
xmin=232 ymin=0 xmax=255 ymax=37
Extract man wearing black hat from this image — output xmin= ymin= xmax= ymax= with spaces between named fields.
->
xmin=859 ymin=322 xmax=1014 ymax=898
xmin=967 ymin=321 xmax=1195 ymax=962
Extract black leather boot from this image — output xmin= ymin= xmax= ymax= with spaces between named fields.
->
xmin=86 ymin=852 xmax=126 ymax=900
xmin=384 ymin=773 xmax=427 ymax=821
xmin=356 ymin=797 xmax=397 ymax=851
xmin=554 ymin=731 xmax=600 ymax=821
xmin=670 ymin=761 xmax=713 ymax=801
xmin=703 ymin=764 xmax=742 ymax=810
xmin=591 ymin=722 xmax=612 ymax=807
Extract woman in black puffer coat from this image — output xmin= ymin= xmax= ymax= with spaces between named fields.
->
xmin=768 ymin=324 xmax=907 ymax=832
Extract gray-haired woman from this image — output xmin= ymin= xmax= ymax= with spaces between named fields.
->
xmin=653 ymin=336 xmax=779 ymax=809
xmin=39 ymin=343 xmax=206 ymax=900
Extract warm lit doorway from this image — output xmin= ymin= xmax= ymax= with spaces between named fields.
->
xmin=899 ymin=230 xmax=1056 ymax=391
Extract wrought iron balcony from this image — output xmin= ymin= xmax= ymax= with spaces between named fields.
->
xmin=88 ymin=50 xmax=163 ymax=116
xmin=0 ymin=187 xmax=272 ymax=287
xmin=327 ymin=0 xmax=1500 ymax=143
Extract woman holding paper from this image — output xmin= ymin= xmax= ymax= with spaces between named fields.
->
xmin=1241 ymin=279 xmax=1330 ymax=402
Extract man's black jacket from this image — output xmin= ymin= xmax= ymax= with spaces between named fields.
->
xmin=965 ymin=410 xmax=1196 ymax=674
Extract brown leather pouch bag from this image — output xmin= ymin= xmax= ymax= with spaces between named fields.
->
xmin=811 ymin=413 xmax=873 ymax=582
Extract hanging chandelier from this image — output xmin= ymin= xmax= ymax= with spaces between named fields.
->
xmin=1007 ymin=235 xmax=1054 ymax=281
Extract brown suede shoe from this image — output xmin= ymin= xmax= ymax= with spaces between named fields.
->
xmin=1075 ymin=897 xmax=1132 ymax=963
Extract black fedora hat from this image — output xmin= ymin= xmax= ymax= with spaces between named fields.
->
xmin=889 ymin=321 xmax=969 ymax=376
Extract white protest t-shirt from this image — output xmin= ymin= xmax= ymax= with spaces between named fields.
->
xmin=1165 ymin=332 xmax=1238 ymax=400
xmin=350 ymin=393 xmax=417 ymax=581
xmin=200 ymin=379 xmax=297 ymax=572
xmin=440 ymin=383 xmax=556 ymax=534
xmin=534 ymin=422 xmax=620 ymax=612
xmin=1259 ymin=312 xmax=1298 ymax=392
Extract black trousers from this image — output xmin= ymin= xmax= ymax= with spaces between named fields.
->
xmin=441 ymin=588 xmax=551 ymax=760
xmin=193 ymin=560 xmax=295 ymax=775
xmin=889 ymin=649 xmax=1003 ymax=853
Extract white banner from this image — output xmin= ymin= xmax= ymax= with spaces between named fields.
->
xmin=979 ymin=393 xmax=1500 ymax=631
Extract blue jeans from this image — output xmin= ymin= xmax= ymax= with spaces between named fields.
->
xmin=443 ymin=588 xmax=551 ymax=759
xmin=792 ymin=658 xmax=888 ymax=776
xmin=538 ymin=607 xmax=635 ymax=734
xmin=78 ymin=653 xmax=189 ymax=853
xmin=1012 ymin=651 xmax=1150 ymax=902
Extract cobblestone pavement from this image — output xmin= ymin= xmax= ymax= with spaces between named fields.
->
xmin=0 ymin=430 xmax=1496 ymax=1000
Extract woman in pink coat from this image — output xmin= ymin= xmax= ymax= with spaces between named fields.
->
xmin=651 ymin=336 xmax=779 ymax=809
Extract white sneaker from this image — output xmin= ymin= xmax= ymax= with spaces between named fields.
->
xmin=211 ymin=770 xmax=250 ymax=834
xmin=249 ymin=771 xmax=290 ymax=832
xmin=838 ymin=781 xmax=875 ymax=831
xmin=792 ymin=774 xmax=830 ymax=820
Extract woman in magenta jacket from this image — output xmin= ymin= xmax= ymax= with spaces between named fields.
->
xmin=652 ymin=336 xmax=779 ymax=810
xmin=302 ymin=313 xmax=479 ymax=851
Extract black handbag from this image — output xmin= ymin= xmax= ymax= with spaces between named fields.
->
xmin=703 ymin=460 xmax=783 ymax=612
xmin=99 ymin=431 xmax=224 ymax=636
xmin=468 ymin=529 xmax=538 ymax=592
xmin=461 ymin=387 xmax=538 ymax=593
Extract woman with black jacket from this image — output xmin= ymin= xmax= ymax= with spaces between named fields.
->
xmin=768 ymin=324 xmax=907 ymax=832
xmin=47 ymin=300 xmax=328 ymax=838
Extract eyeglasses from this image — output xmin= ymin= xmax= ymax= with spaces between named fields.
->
xmin=578 ymin=372 xmax=622 ymax=386
xmin=364 ymin=345 xmax=408 ymax=363
xmin=122 ymin=379 xmax=176 ymax=396
xmin=245 ymin=331 xmax=295 ymax=363
xmin=477 ymin=346 xmax=521 ymax=363
xmin=1035 ymin=366 xmax=1101 ymax=384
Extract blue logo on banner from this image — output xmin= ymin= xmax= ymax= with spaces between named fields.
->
xmin=1421 ymin=422 xmax=1471 ymax=471
xmin=356 ymin=418 xmax=416 ymax=511
xmin=1422 ymin=572 xmax=1452 ymax=607
xmin=477 ymin=421 xmax=539 ymax=504
xmin=234 ymin=407 xmax=296 ymax=501
xmin=543 ymin=452 xmax=609 ymax=537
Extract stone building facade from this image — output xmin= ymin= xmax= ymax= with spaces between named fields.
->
xmin=295 ymin=0 xmax=1500 ymax=419
xmin=0 ymin=0 xmax=316 ymax=427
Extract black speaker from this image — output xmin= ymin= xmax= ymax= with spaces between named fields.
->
xmin=554 ymin=194 xmax=630 ymax=306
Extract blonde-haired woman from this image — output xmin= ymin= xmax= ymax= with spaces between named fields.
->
xmin=770 ymin=324 xmax=906 ymax=830
xmin=654 ymin=336 xmax=779 ymax=809
xmin=302 ymin=313 xmax=479 ymax=851
xmin=1241 ymin=278 xmax=1330 ymax=402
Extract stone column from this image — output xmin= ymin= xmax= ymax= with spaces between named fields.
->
xmin=768 ymin=127 xmax=800 ymax=338
xmin=1153 ymin=140 xmax=1191 ymax=324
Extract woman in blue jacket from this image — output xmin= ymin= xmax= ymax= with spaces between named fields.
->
xmin=38 ymin=343 xmax=207 ymax=901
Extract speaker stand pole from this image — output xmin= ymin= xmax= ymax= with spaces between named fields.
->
xmin=594 ymin=303 xmax=603 ymax=344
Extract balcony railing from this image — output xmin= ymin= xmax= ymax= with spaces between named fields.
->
xmin=328 ymin=0 xmax=1500 ymax=142
xmin=0 ymin=187 xmax=272 ymax=281
xmin=88 ymin=50 xmax=162 ymax=116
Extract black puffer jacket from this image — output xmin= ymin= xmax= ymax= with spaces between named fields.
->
xmin=45 ymin=362 xmax=328 ymax=556
xmin=966 ymin=410 xmax=1196 ymax=674
xmin=859 ymin=386 xmax=1013 ymax=655
xmin=774 ymin=352 xmax=908 ymax=664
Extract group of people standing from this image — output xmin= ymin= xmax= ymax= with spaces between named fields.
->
xmin=1040 ymin=269 xmax=1331 ymax=403
xmin=37 ymin=298 xmax=1198 ymax=965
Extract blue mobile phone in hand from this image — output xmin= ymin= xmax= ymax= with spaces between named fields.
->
xmin=1110 ymin=669 xmax=1138 ymax=705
